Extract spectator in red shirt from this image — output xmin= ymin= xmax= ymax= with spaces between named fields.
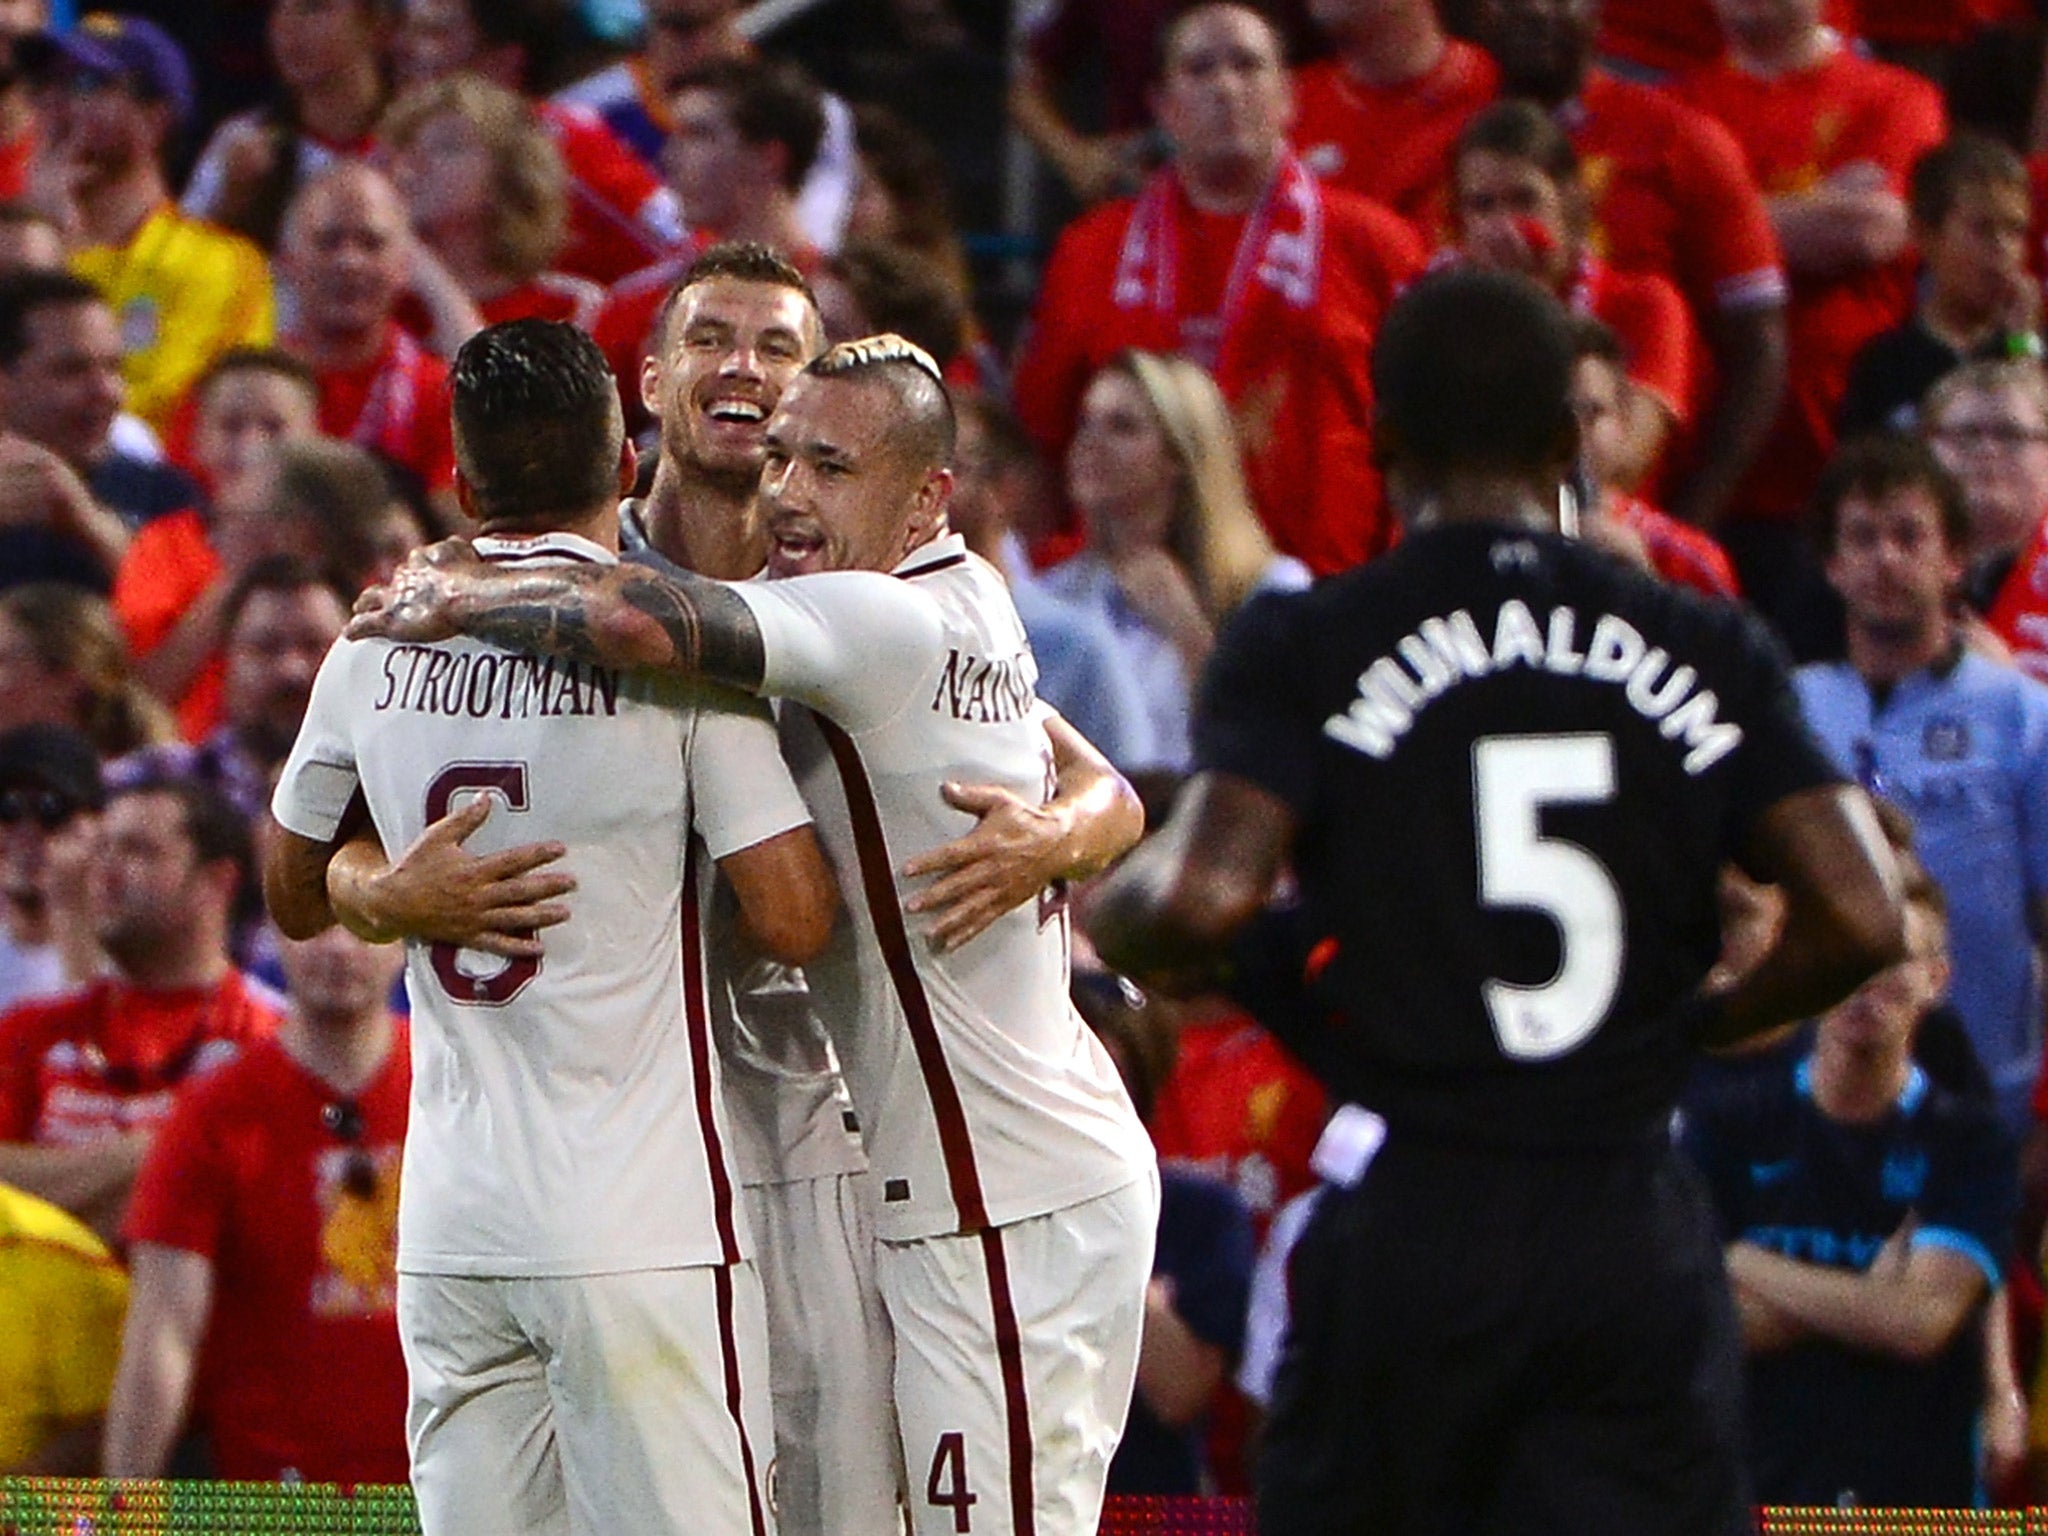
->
xmin=113 ymin=349 xmax=324 ymax=743
xmin=276 ymin=163 xmax=469 ymax=525
xmin=1469 ymin=0 xmax=1790 ymax=536
xmin=1290 ymin=0 xmax=1500 ymax=237
xmin=1013 ymin=2 xmax=1426 ymax=577
xmin=389 ymin=0 xmax=687 ymax=285
xmin=103 ymin=921 xmax=408 ymax=1483
xmin=0 ymin=775 xmax=280 ymax=1238
xmin=593 ymin=58 xmax=823 ymax=434
xmin=1447 ymin=99 xmax=1697 ymax=491
xmin=381 ymin=76 xmax=602 ymax=333
xmin=1672 ymin=0 xmax=1945 ymax=653
xmin=1569 ymin=315 xmax=1741 ymax=599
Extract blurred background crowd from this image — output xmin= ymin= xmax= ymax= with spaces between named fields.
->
xmin=6 ymin=0 xmax=2048 ymax=1514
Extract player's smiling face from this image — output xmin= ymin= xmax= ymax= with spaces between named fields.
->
xmin=647 ymin=276 xmax=822 ymax=488
xmin=758 ymin=373 xmax=937 ymax=577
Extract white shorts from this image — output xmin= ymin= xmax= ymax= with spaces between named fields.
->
xmin=879 ymin=1173 xmax=1159 ymax=1536
xmin=399 ymin=1264 xmax=777 ymax=1536
xmin=744 ymin=1171 xmax=903 ymax=1536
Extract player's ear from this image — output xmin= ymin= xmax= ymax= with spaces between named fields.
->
xmin=640 ymin=352 xmax=665 ymax=418
xmin=453 ymin=468 xmax=480 ymax=527
xmin=616 ymin=438 xmax=638 ymax=496
xmin=906 ymin=465 xmax=952 ymax=550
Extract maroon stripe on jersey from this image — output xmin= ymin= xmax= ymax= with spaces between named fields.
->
xmin=980 ymin=1228 xmax=1037 ymax=1536
xmin=681 ymin=838 xmax=744 ymax=1265
xmin=478 ymin=547 xmax=604 ymax=565
xmin=714 ymin=1263 xmax=771 ymax=1536
xmin=898 ymin=552 xmax=966 ymax=580
xmin=814 ymin=713 xmax=990 ymax=1232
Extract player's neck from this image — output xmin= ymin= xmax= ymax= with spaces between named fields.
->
xmin=1727 ymin=24 xmax=1836 ymax=79
xmin=1180 ymin=146 xmax=1284 ymax=214
xmin=281 ymin=1008 xmax=397 ymax=1100
xmin=644 ymin=458 xmax=765 ymax=579
xmin=1808 ymin=1033 xmax=1913 ymax=1124
xmin=1845 ymin=610 xmax=1954 ymax=686
xmin=1400 ymin=474 xmax=1560 ymax=533
xmin=480 ymin=502 xmax=621 ymax=551
xmin=1340 ymin=8 xmax=1446 ymax=89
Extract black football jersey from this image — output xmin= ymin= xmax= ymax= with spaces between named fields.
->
xmin=1198 ymin=523 xmax=1842 ymax=1147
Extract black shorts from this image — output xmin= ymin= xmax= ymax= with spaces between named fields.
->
xmin=1257 ymin=1130 xmax=1754 ymax=1536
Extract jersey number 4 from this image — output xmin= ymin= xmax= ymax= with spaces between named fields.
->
xmin=1472 ymin=733 xmax=1624 ymax=1061
xmin=423 ymin=762 xmax=541 ymax=1007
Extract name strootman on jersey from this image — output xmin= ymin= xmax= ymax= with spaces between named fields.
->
xmin=371 ymin=643 xmax=622 ymax=720
xmin=1323 ymin=599 xmax=1744 ymax=775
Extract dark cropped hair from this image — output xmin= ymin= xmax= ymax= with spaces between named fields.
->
xmin=1908 ymin=132 xmax=2027 ymax=231
xmin=655 ymin=239 xmax=820 ymax=354
xmin=195 ymin=345 xmax=320 ymax=412
xmin=1372 ymin=268 xmax=1577 ymax=481
xmin=451 ymin=319 xmax=623 ymax=529
xmin=1811 ymin=434 xmax=1972 ymax=557
xmin=1454 ymin=97 xmax=1581 ymax=188
xmin=0 ymin=269 xmax=106 ymax=368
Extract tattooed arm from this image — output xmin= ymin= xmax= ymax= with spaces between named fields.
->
xmin=348 ymin=539 xmax=769 ymax=691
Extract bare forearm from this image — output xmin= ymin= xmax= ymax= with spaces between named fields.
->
xmin=0 ymin=1137 xmax=146 ymax=1222
xmin=1728 ymin=1244 xmax=1980 ymax=1362
xmin=444 ymin=563 xmax=766 ymax=691
xmin=1769 ymin=189 xmax=1908 ymax=274
xmin=132 ymin=578 xmax=231 ymax=706
xmin=1048 ymin=721 xmax=1143 ymax=882
xmin=1671 ymin=305 xmax=1787 ymax=529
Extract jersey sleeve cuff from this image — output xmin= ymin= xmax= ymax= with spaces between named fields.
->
xmin=1911 ymin=1226 xmax=2004 ymax=1289
xmin=270 ymin=762 xmax=360 ymax=843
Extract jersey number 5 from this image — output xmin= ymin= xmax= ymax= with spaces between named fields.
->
xmin=423 ymin=762 xmax=540 ymax=1007
xmin=1472 ymin=733 xmax=1623 ymax=1061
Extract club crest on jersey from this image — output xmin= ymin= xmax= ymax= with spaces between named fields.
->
xmin=1322 ymin=601 xmax=1744 ymax=774
xmin=1921 ymin=717 xmax=1970 ymax=762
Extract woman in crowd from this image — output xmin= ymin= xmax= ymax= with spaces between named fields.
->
xmin=380 ymin=75 xmax=601 ymax=330
xmin=181 ymin=0 xmax=394 ymax=251
xmin=0 ymin=584 xmax=173 ymax=758
xmin=1042 ymin=350 xmax=1307 ymax=771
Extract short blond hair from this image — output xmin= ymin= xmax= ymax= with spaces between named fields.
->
xmin=1923 ymin=357 xmax=2048 ymax=434
xmin=380 ymin=75 xmax=567 ymax=283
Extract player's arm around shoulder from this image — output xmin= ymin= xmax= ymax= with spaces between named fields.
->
xmin=690 ymin=687 xmax=841 ymax=966
xmin=1085 ymin=770 xmax=1297 ymax=995
xmin=902 ymin=709 xmax=1143 ymax=954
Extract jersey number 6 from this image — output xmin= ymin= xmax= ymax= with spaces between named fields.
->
xmin=1472 ymin=733 xmax=1624 ymax=1061
xmin=423 ymin=761 xmax=541 ymax=1007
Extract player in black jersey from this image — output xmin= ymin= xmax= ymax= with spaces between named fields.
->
xmin=1088 ymin=269 xmax=1908 ymax=1536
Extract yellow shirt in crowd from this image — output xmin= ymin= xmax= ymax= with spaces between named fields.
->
xmin=72 ymin=203 xmax=275 ymax=434
xmin=0 ymin=1181 xmax=128 ymax=1472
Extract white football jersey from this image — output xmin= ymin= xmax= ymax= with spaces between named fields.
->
xmin=734 ymin=534 xmax=1155 ymax=1241
xmin=273 ymin=532 xmax=813 ymax=1276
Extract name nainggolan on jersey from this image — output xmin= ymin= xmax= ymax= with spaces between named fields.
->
xmin=1322 ymin=601 xmax=1744 ymax=774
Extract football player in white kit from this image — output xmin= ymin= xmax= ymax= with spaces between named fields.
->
xmin=264 ymin=321 xmax=839 ymax=1536
xmin=351 ymin=336 xmax=1161 ymax=1536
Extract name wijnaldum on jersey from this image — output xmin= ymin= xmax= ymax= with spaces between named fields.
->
xmin=1324 ymin=599 xmax=1746 ymax=774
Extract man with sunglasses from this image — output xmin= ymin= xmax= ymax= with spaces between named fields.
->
xmin=0 ymin=774 xmax=278 ymax=1238
xmin=105 ymin=921 xmax=410 ymax=1482
xmin=0 ymin=723 xmax=103 ymax=1012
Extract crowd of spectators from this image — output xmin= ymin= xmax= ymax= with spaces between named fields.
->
xmin=5 ymin=0 xmax=2048 ymax=1514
